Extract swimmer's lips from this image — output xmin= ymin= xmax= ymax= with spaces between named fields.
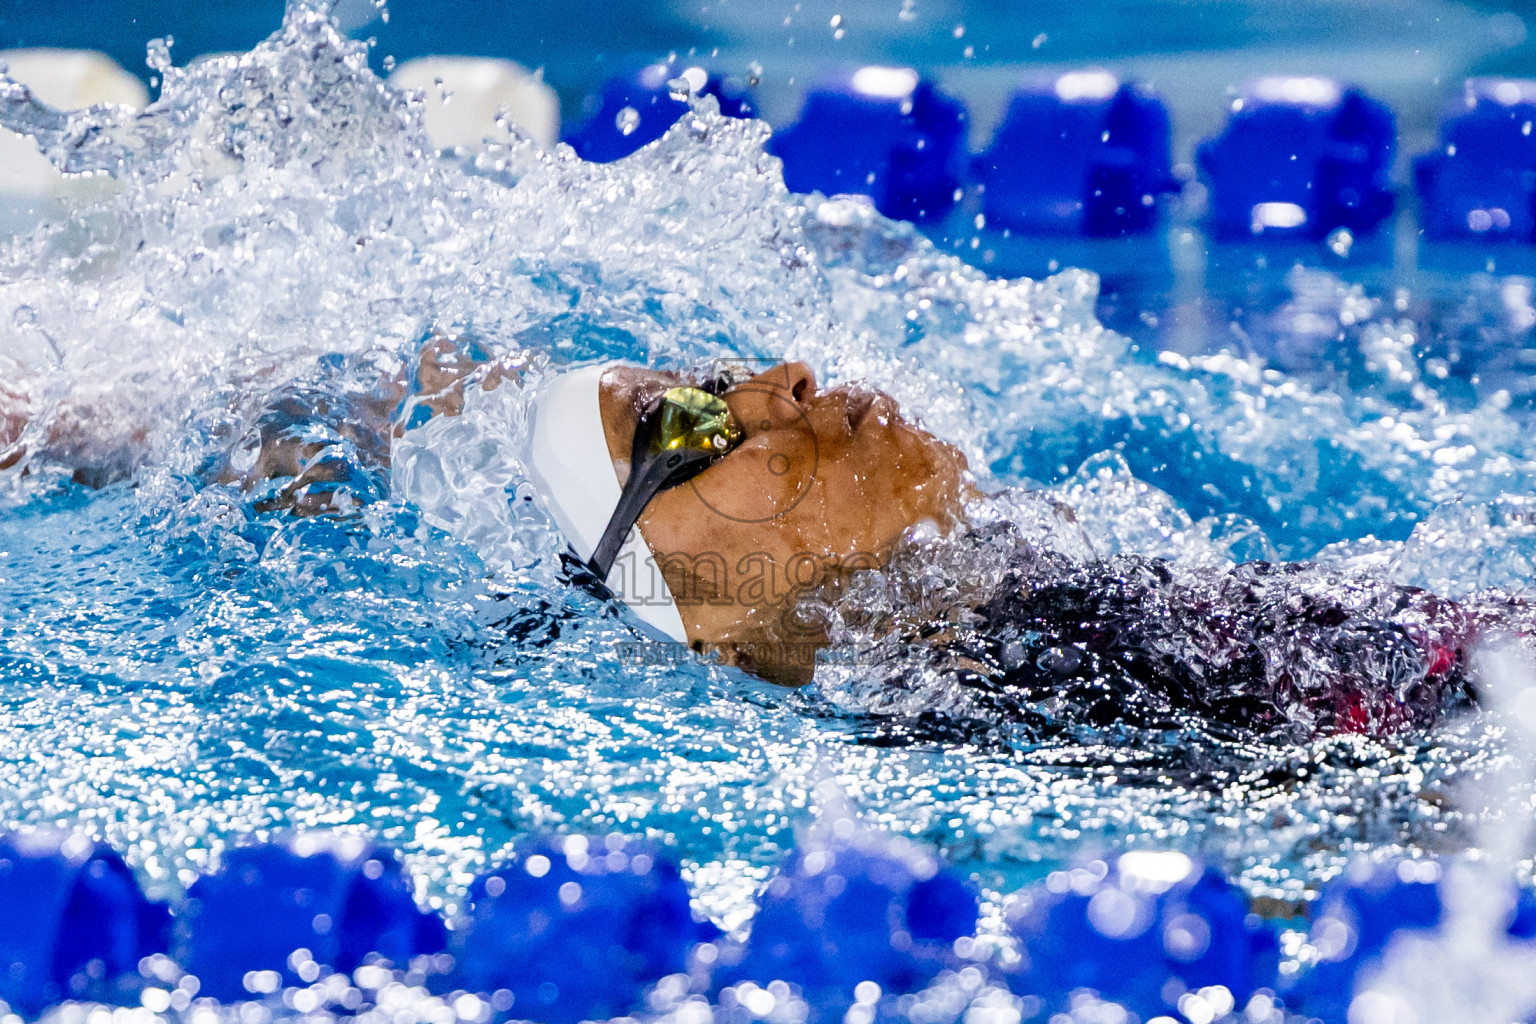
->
xmin=843 ymin=388 xmax=878 ymax=433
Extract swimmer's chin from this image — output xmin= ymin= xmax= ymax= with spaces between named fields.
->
xmin=696 ymin=638 xmax=821 ymax=688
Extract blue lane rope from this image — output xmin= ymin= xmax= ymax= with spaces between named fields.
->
xmin=566 ymin=63 xmax=1536 ymax=248
xmin=7 ymin=827 xmax=1535 ymax=1023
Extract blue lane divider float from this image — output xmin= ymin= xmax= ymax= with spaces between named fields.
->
xmin=560 ymin=59 xmax=756 ymax=163
xmin=974 ymin=70 xmax=1179 ymax=237
xmin=0 ymin=832 xmax=170 ymax=1014
xmin=717 ymin=829 xmax=979 ymax=1002
xmin=13 ymin=827 xmax=1536 ymax=1023
xmin=768 ymin=66 xmax=969 ymax=223
xmin=1289 ymin=860 xmax=1443 ymax=1023
xmin=552 ymin=61 xmax=1536 ymax=254
xmin=450 ymin=834 xmax=715 ymax=1024
xmin=1197 ymin=76 xmax=1396 ymax=240
xmin=1288 ymin=859 xmax=1536 ymax=1022
xmin=179 ymin=833 xmax=446 ymax=1002
xmin=1415 ymin=78 xmax=1536 ymax=241
xmin=1006 ymin=850 xmax=1279 ymax=1017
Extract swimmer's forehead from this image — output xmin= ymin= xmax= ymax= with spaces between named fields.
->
xmin=597 ymin=365 xmax=710 ymax=450
xmin=600 ymin=364 xmax=689 ymax=406
xmin=600 ymin=361 xmax=792 ymax=401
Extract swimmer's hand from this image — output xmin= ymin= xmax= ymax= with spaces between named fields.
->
xmin=0 ymin=377 xmax=26 ymax=472
xmin=389 ymin=333 xmax=526 ymax=437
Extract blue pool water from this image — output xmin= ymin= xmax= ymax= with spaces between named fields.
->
xmin=4 ymin=1 xmax=1536 ymax=1021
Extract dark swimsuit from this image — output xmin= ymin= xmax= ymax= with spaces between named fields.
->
xmin=866 ymin=536 xmax=1525 ymax=741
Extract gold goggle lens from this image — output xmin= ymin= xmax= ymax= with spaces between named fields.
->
xmin=649 ymin=386 xmax=744 ymax=459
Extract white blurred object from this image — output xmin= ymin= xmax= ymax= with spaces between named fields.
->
xmin=0 ymin=49 xmax=148 ymax=231
xmin=1350 ymin=646 xmax=1536 ymax=1024
xmin=329 ymin=0 xmax=385 ymax=33
xmin=389 ymin=57 xmax=559 ymax=151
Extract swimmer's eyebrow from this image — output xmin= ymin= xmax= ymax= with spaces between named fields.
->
xmin=613 ymin=368 xmax=686 ymax=408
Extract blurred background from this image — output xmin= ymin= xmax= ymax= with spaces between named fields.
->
xmin=3 ymin=0 xmax=1534 ymax=161
xmin=7 ymin=0 xmax=1536 ymax=362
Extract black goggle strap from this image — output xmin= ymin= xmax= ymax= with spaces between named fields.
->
xmin=586 ymin=442 xmax=714 ymax=581
xmin=585 ymin=388 xmax=741 ymax=582
xmin=698 ymin=359 xmax=755 ymax=396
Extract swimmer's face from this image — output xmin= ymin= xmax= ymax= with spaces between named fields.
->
xmin=599 ymin=362 xmax=971 ymax=681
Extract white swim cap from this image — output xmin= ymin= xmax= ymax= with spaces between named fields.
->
xmin=524 ymin=364 xmax=690 ymax=642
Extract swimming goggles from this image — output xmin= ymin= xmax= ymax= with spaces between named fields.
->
xmin=585 ymin=386 xmax=744 ymax=580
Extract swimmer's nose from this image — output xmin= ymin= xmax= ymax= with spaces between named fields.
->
xmin=725 ymin=361 xmax=818 ymax=434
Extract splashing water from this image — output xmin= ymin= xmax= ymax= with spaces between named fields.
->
xmin=1339 ymin=646 xmax=1536 ymax=1024
xmin=2 ymin=4 xmax=1536 ymax=1007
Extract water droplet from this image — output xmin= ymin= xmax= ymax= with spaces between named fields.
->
xmin=146 ymin=37 xmax=174 ymax=74
xmin=667 ymin=77 xmax=692 ymax=102
xmin=615 ymin=106 xmax=641 ymax=136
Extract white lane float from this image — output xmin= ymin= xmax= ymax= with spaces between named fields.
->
xmin=0 ymin=49 xmax=148 ymax=232
xmin=388 ymin=56 xmax=559 ymax=151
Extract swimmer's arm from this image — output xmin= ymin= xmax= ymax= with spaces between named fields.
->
xmin=0 ymin=378 xmax=143 ymax=485
xmin=229 ymin=335 xmax=528 ymax=514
